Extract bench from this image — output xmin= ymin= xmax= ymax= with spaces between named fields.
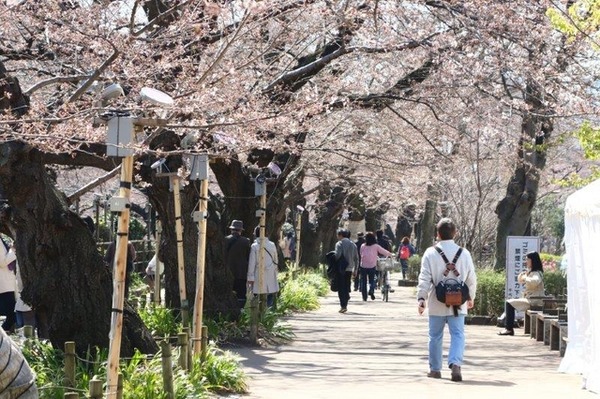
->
xmin=525 ymin=310 xmax=541 ymax=336
xmin=550 ymin=319 xmax=568 ymax=354
xmin=536 ymin=313 xmax=558 ymax=343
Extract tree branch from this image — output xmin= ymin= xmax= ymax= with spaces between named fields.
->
xmin=66 ymin=49 xmax=119 ymax=104
xmin=24 ymin=75 xmax=90 ymax=96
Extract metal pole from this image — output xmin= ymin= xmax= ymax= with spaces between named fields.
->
xmin=172 ymin=176 xmax=189 ymax=326
xmin=192 ymin=178 xmax=208 ymax=355
xmin=106 ymin=155 xmax=133 ymax=399
xmin=154 ymin=221 xmax=162 ymax=305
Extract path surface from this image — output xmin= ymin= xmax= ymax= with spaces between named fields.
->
xmin=228 ymin=272 xmax=596 ymax=399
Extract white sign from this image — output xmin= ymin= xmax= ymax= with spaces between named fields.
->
xmin=505 ymin=236 xmax=540 ymax=300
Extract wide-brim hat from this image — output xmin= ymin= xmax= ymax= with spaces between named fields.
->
xmin=229 ymin=220 xmax=244 ymax=230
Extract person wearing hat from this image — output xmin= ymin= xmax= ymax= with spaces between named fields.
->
xmin=225 ymin=220 xmax=251 ymax=308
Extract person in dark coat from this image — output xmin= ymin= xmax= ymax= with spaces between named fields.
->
xmin=104 ymin=240 xmax=136 ymax=299
xmin=353 ymin=232 xmax=365 ymax=291
xmin=225 ymin=220 xmax=251 ymax=308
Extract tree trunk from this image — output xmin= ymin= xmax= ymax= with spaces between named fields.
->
xmin=299 ymin=184 xmax=346 ymax=267
xmin=417 ymin=199 xmax=437 ymax=255
xmin=494 ymin=82 xmax=552 ymax=270
xmin=0 ymin=142 xmax=157 ymax=355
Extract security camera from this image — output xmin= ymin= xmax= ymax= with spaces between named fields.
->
xmin=100 ymin=83 xmax=124 ymax=101
xmin=151 ymin=159 xmax=166 ymax=170
xmin=267 ymin=162 xmax=282 ymax=177
xmin=296 ymin=205 xmax=305 ymax=212
xmin=140 ymin=87 xmax=174 ymax=106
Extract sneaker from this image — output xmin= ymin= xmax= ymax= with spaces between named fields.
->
xmin=339 ymin=308 xmax=347 ymax=313
xmin=497 ymin=329 xmax=514 ymax=336
xmin=427 ymin=370 xmax=441 ymax=379
xmin=450 ymin=364 xmax=462 ymax=382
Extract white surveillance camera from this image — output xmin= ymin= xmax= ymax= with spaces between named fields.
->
xmin=267 ymin=162 xmax=282 ymax=177
xmin=150 ymin=159 xmax=166 ymax=170
xmin=140 ymin=87 xmax=174 ymax=106
xmin=296 ymin=205 xmax=305 ymax=212
xmin=100 ymin=83 xmax=124 ymax=101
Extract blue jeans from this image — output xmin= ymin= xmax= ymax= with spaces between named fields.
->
xmin=359 ymin=267 xmax=376 ymax=300
xmin=428 ymin=314 xmax=465 ymax=371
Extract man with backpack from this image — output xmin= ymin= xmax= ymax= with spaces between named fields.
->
xmin=416 ymin=218 xmax=477 ymax=382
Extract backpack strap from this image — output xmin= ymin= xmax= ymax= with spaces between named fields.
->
xmin=434 ymin=245 xmax=463 ymax=277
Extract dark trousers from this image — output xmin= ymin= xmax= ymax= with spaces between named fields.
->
xmin=505 ymin=301 xmax=516 ymax=330
xmin=360 ymin=268 xmax=377 ymax=300
xmin=400 ymin=259 xmax=409 ymax=279
xmin=0 ymin=291 xmax=16 ymax=331
xmin=233 ymin=278 xmax=248 ymax=308
xmin=337 ymin=271 xmax=352 ymax=309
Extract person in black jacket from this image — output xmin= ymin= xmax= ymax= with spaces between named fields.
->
xmin=225 ymin=220 xmax=251 ymax=308
xmin=353 ymin=232 xmax=365 ymax=291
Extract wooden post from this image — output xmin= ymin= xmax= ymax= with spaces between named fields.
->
xmin=192 ymin=177 xmax=208 ymax=355
xmin=258 ymin=191 xmax=267 ymax=314
xmin=160 ymin=341 xmax=175 ymax=399
xmin=250 ymin=184 xmax=267 ymax=343
xmin=177 ymin=332 xmax=189 ymax=371
xmin=294 ymin=211 xmax=302 ymax=271
xmin=117 ymin=372 xmax=123 ymax=399
xmin=89 ymin=376 xmax=103 ymax=399
xmin=106 ymin=155 xmax=134 ymax=399
xmin=183 ymin=326 xmax=192 ymax=370
xmin=23 ymin=325 xmax=33 ymax=338
xmin=172 ymin=176 xmax=189 ymax=326
xmin=201 ymin=325 xmax=209 ymax=363
xmin=64 ymin=341 xmax=76 ymax=388
xmin=154 ymin=221 xmax=162 ymax=305
xmin=64 ymin=393 xmax=78 ymax=399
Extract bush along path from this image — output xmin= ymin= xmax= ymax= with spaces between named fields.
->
xmin=229 ymin=270 xmax=593 ymax=399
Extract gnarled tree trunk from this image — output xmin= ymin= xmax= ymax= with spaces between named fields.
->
xmin=0 ymin=142 xmax=157 ymax=355
xmin=494 ymin=82 xmax=552 ymax=270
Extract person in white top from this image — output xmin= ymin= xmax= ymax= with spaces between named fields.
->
xmin=247 ymin=226 xmax=279 ymax=308
xmin=0 ymin=238 xmax=17 ymax=332
xmin=417 ymin=218 xmax=477 ymax=382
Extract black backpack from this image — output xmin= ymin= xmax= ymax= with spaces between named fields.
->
xmin=434 ymin=246 xmax=470 ymax=315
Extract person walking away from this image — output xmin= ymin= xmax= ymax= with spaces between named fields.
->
xmin=398 ymin=236 xmax=416 ymax=280
xmin=498 ymin=251 xmax=545 ymax=336
xmin=353 ymin=232 xmax=366 ymax=291
xmin=104 ymin=240 xmax=136 ymax=299
xmin=0 ymin=237 xmax=17 ymax=332
xmin=247 ymin=226 xmax=279 ymax=308
xmin=225 ymin=220 xmax=252 ymax=308
xmin=360 ymin=232 xmax=392 ymax=301
xmin=143 ymin=253 xmax=164 ymax=292
xmin=334 ymin=229 xmax=358 ymax=313
xmin=417 ymin=218 xmax=477 ymax=382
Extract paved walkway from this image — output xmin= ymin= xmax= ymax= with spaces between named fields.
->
xmin=229 ymin=272 xmax=597 ymax=399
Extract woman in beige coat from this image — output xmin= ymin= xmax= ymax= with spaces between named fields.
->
xmin=498 ymin=251 xmax=545 ymax=336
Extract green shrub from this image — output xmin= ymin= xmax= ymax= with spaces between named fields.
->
xmin=278 ymin=279 xmax=320 ymax=313
xmin=190 ymin=346 xmax=248 ymax=394
xmin=138 ymin=304 xmax=181 ymax=338
xmin=543 ymin=269 xmax=567 ymax=297
xmin=407 ymin=255 xmax=421 ymax=281
xmin=472 ymin=268 xmax=506 ymax=317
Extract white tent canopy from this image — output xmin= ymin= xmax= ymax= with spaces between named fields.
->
xmin=560 ymin=178 xmax=600 ymax=394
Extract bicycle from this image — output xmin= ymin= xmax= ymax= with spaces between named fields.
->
xmin=376 ymin=257 xmax=395 ymax=302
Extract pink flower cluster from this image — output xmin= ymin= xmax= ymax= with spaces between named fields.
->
xmin=543 ymin=260 xmax=557 ymax=272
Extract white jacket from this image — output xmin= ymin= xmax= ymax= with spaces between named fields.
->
xmin=247 ymin=238 xmax=279 ymax=294
xmin=417 ymin=240 xmax=477 ymax=316
xmin=0 ymin=244 xmax=17 ymax=294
